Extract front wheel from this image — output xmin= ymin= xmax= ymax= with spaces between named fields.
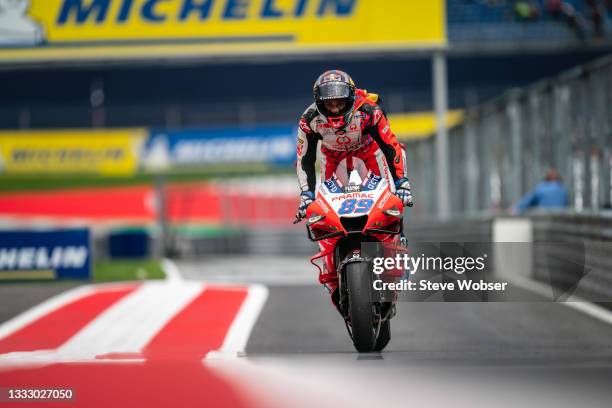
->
xmin=346 ymin=261 xmax=377 ymax=352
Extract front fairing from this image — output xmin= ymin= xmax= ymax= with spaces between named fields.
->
xmin=305 ymin=170 xmax=404 ymax=241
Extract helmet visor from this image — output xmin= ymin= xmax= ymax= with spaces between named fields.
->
xmin=317 ymin=82 xmax=351 ymax=100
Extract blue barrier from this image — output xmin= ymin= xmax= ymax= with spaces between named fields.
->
xmin=108 ymin=229 xmax=150 ymax=259
xmin=0 ymin=229 xmax=91 ymax=280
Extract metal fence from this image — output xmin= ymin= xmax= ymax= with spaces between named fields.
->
xmin=406 ymin=53 xmax=612 ymax=219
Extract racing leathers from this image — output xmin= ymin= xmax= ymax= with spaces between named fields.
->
xmin=296 ymin=89 xmax=412 ymax=218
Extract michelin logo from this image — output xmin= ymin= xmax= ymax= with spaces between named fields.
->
xmin=0 ymin=246 xmax=88 ymax=270
xmin=172 ymin=136 xmax=294 ymax=164
xmin=0 ymin=0 xmax=44 ymax=46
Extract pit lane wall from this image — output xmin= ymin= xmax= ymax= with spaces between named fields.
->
xmin=403 ymin=212 xmax=612 ymax=303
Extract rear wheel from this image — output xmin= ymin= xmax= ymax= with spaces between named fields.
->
xmin=346 ymin=261 xmax=377 ymax=352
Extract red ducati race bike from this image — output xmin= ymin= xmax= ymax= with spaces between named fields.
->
xmin=296 ymin=159 xmax=407 ymax=352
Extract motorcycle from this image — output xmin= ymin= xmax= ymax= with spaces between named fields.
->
xmin=295 ymin=158 xmax=407 ymax=352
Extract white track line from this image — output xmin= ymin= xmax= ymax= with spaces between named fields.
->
xmin=206 ymin=284 xmax=269 ymax=359
xmin=508 ymin=274 xmax=612 ymax=326
xmin=59 ymin=282 xmax=203 ymax=357
xmin=162 ymin=258 xmax=184 ymax=283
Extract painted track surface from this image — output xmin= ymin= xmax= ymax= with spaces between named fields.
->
xmin=0 ymin=280 xmax=264 ymax=407
xmin=1 ymin=256 xmax=612 ymax=407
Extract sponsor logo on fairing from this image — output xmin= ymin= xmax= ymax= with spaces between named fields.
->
xmin=364 ymin=174 xmax=382 ymax=191
xmin=331 ymin=193 xmax=373 ymax=202
xmin=318 ymin=198 xmax=330 ymax=214
xmin=324 ymin=178 xmax=341 ymax=193
xmin=344 ymin=184 xmax=361 ymax=193
xmin=377 ymin=191 xmax=392 ymax=209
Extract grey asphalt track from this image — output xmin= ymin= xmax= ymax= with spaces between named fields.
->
xmin=0 ymin=282 xmax=80 ymax=324
xmin=181 ymin=256 xmax=612 ymax=407
xmin=246 ymin=285 xmax=612 ymax=360
xmin=176 ymin=256 xmax=612 ymax=360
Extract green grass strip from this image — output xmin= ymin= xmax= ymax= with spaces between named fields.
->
xmin=93 ymin=259 xmax=166 ymax=282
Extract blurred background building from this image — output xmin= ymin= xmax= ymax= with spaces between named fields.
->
xmin=1 ymin=1 xmax=611 ymax=131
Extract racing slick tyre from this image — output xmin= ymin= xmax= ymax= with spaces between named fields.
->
xmin=346 ymin=261 xmax=377 ymax=352
xmin=374 ymin=319 xmax=390 ymax=351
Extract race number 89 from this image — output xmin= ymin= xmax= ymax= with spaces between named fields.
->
xmin=338 ymin=199 xmax=374 ymax=215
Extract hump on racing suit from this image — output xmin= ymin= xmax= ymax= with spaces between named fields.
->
xmin=296 ymin=88 xmax=407 ymax=193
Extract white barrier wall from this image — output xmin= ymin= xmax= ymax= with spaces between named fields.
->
xmin=493 ymin=217 xmax=533 ymax=280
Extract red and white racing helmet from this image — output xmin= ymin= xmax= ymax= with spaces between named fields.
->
xmin=313 ymin=70 xmax=356 ymax=130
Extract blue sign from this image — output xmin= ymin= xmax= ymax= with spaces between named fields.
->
xmin=144 ymin=126 xmax=297 ymax=168
xmin=0 ymin=229 xmax=91 ymax=280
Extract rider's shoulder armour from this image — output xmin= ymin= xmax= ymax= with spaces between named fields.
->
xmin=299 ymin=104 xmax=319 ymax=134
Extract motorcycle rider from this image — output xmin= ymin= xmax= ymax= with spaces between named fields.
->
xmin=295 ymin=69 xmax=413 ymax=220
xmin=294 ymin=69 xmax=413 ymax=304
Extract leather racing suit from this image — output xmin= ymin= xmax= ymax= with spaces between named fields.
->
xmin=296 ymin=89 xmax=407 ymax=195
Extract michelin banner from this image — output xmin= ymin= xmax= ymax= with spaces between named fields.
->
xmin=143 ymin=126 xmax=296 ymax=168
xmin=0 ymin=0 xmax=446 ymax=63
xmin=0 ymin=228 xmax=91 ymax=280
xmin=0 ymin=129 xmax=146 ymax=175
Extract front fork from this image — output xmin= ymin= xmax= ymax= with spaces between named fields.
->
xmin=336 ymin=248 xmax=398 ymax=322
xmin=311 ymin=237 xmax=407 ymax=320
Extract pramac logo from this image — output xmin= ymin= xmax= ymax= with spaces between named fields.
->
xmin=0 ymin=0 xmax=44 ymax=45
